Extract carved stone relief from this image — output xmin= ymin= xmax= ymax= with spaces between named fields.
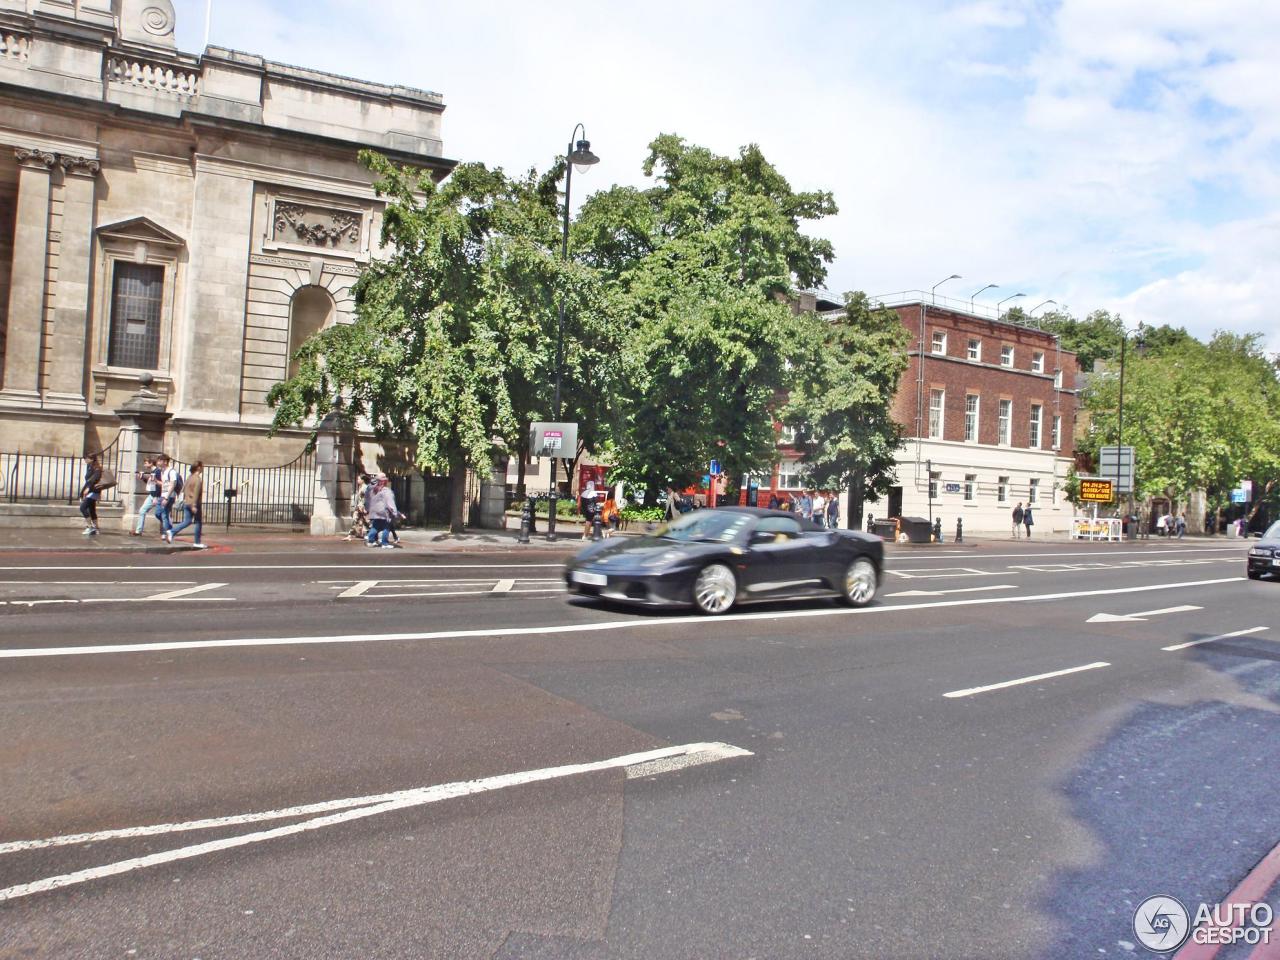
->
xmin=272 ymin=202 xmax=363 ymax=252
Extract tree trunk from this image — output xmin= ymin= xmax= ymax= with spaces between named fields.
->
xmin=848 ymin=469 xmax=865 ymax=531
xmin=448 ymin=459 xmax=467 ymax=534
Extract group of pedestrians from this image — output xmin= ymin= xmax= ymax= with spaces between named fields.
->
xmin=1011 ymin=502 xmax=1035 ymax=538
xmin=79 ymin=452 xmax=205 ymax=547
xmin=766 ymin=490 xmax=841 ymax=528
xmin=1155 ymin=512 xmax=1187 ymax=538
xmin=345 ymin=472 xmax=404 ymax=548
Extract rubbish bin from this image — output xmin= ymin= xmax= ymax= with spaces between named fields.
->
xmin=871 ymin=520 xmax=898 ymax=540
xmin=900 ymin=516 xmax=933 ymax=544
xmin=1125 ymin=517 xmax=1139 ymax=541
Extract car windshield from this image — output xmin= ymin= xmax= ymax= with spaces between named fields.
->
xmin=657 ymin=510 xmax=751 ymax=543
xmin=1265 ymin=521 xmax=1280 ymax=540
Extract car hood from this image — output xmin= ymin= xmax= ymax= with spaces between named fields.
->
xmin=569 ymin=536 xmax=727 ymax=570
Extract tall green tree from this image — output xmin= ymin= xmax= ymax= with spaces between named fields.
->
xmin=267 ymin=153 xmax=615 ymax=531
xmin=782 ymin=292 xmax=911 ymax=528
xmin=575 ymin=134 xmax=838 ymax=494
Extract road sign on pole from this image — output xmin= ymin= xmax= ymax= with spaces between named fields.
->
xmin=1098 ymin=445 xmax=1135 ymax=494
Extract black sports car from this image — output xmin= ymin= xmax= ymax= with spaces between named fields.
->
xmin=1247 ymin=521 xmax=1280 ymax=581
xmin=564 ymin=506 xmax=884 ymax=614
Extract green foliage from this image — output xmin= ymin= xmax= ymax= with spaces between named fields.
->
xmin=782 ymin=292 xmax=911 ymax=524
xmin=1082 ymin=330 xmax=1280 ymax=511
xmin=267 ymin=152 xmax=617 ymax=531
xmin=1039 ymin=308 xmax=1125 ymax=372
xmin=621 ymin=505 xmax=666 ymax=522
xmin=575 ymin=134 xmax=837 ymax=492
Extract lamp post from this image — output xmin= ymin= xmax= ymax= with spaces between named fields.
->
xmin=546 ymin=123 xmax=599 ymax=542
xmin=918 ymin=274 xmax=960 ymax=485
xmin=1116 ymin=323 xmax=1144 ymax=522
xmin=931 ymin=273 xmax=961 ymax=305
xmin=997 ymin=292 xmax=1025 ymax=319
xmin=1030 ymin=299 xmax=1057 ymax=317
xmin=970 ymin=283 xmax=998 ymax=312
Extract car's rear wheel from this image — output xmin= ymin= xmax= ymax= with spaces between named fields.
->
xmin=841 ymin=557 xmax=878 ymax=607
xmin=692 ymin=563 xmax=737 ymax=615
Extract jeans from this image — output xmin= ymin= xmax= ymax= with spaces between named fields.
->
xmin=155 ymin=497 xmax=175 ymax=534
xmin=171 ymin=504 xmax=202 ymax=544
xmin=136 ymin=494 xmax=156 ymax=533
xmin=79 ymin=496 xmax=99 ymax=527
xmin=367 ymin=518 xmax=390 ymax=545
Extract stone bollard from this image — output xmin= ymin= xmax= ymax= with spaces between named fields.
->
xmin=933 ymin=517 xmax=943 ymax=543
xmin=517 ymin=497 xmax=532 ymax=544
xmin=956 ymin=517 xmax=964 ymax=543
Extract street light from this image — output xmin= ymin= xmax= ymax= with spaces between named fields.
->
xmin=931 ymin=274 xmax=961 ymax=304
xmin=970 ymin=283 xmax=998 ymax=312
xmin=997 ymin=292 xmax=1026 ymax=318
xmin=546 ymin=122 xmax=599 ymax=542
xmin=1116 ymin=322 xmax=1145 ymax=522
xmin=1030 ymin=299 xmax=1057 ymax=316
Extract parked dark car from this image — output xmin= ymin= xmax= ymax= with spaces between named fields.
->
xmin=1247 ymin=521 xmax=1280 ymax=581
xmin=564 ymin=506 xmax=884 ymax=614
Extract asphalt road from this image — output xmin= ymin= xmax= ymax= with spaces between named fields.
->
xmin=0 ymin=537 xmax=1276 ymax=959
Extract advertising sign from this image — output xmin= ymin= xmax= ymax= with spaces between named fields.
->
xmin=1079 ymin=478 xmax=1116 ymax=503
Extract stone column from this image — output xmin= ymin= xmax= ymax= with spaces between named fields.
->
xmin=114 ymin=378 xmax=171 ymax=530
xmin=0 ymin=148 xmax=55 ymax=407
xmin=45 ymin=155 xmax=99 ymax=412
xmin=311 ymin=410 xmax=354 ymax=536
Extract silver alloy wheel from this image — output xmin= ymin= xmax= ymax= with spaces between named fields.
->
xmin=843 ymin=557 xmax=877 ymax=607
xmin=693 ymin=563 xmax=737 ymax=615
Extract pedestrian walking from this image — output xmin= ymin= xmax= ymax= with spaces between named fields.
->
xmin=169 ymin=461 xmax=207 ymax=549
xmin=154 ymin=454 xmax=182 ymax=543
xmin=345 ymin=473 xmax=371 ymax=541
xmin=365 ymin=473 xmax=399 ymax=548
xmin=767 ymin=493 xmax=780 ymax=510
xmin=1156 ymin=513 xmax=1168 ymax=537
xmin=130 ymin=456 xmax=160 ymax=536
xmin=78 ymin=453 xmax=103 ymax=536
xmin=1012 ymin=502 xmax=1024 ymax=538
xmin=812 ymin=492 xmax=827 ymax=528
xmin=601 ymin=496 xmax=620 ymax=538
xmin=798 ymin=490 xmax=813 ymax=521
xmin=826 ymin=496 xmax=840 ymax=530
xmin=1023 ymin=505 xmax=1035 ymax=538
xmin=1176 ymin=513 xmax=1186 ymax=540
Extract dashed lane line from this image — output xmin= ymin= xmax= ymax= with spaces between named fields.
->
xmin=1162 ymin=626 xmax=1270 ymax=652
xmin=943 ymin=661 xmax=1112 ymax=699
xmin=0 ymin=576 xmax=1245 ymax=660
xmin=0 ymin=741 xmax=752 ymax=902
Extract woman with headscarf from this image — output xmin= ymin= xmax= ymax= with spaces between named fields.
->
xmin=365 ymin=474 xmax=399 ymax=549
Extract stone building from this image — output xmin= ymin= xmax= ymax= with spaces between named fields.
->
xmin=0 ymin=0 xmax=451 ymax=474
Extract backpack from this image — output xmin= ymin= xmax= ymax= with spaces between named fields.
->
xmin=165 ymin=467 xmax=183 ymax=495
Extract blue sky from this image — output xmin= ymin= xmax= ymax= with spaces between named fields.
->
xmin=174 ymin=0 xmax=1280 ymax=353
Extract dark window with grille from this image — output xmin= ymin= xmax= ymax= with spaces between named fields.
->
xmin=107 ymin=263 xmax=164 ymax=369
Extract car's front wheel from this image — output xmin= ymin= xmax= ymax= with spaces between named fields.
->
xmin=1248 ymin=568 xmax=1263 ymax=580
xmin=841 ymin=556 xmax=878 ymax=607
xmin=692 ymin=563 xmax=738 ymax=615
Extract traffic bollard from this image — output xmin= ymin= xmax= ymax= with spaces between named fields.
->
xmin=517 ymin=497 xmax=532 ymax=544
xmin=933 ymin=517 xmax=943 ymax=543
xmin=592 ymin=516 xmax=603 ymax=541
xmin=956 ymin=517 xmax=963 ymax=543
xmin=547 ymin=495 xmax=558 ymax=542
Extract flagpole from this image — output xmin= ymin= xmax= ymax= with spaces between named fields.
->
xmin=203 ymin=0 xmax=212 ymax=50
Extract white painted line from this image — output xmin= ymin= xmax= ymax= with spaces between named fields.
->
xmin=1162 ymin=627 xmax=1270 ymax=652
xmin=0 ymin=580 xmax=193 ymax=585
xmin=0 ymin=563 xmax=568 ymax=572
xmin=0 ymin=741 xmax=752 ymax=901
xmin=891 ymin=547 xmax=1244 ymax=561
xmin=336 ymin=580 xmax=378 ymax=599
xmin=887 ymin=584 xmax=1018 ymax=598
xmin=888 ymin=567 xmax=994 ymax=579
xmin=1087 ymin=604 xmax=1203 ymax=623
xmin=141 ymin=583 xmax=230 ymax=602
xmin=0 ymin=576 xmax=1246 ymax=661
xmin=944 ymin=661 xmax=1111 ymax=699
xmin=492 ymin=580 xmax=515 ymax=593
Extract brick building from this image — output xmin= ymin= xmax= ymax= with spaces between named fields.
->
xmin=761 ymin=291 xmax=1081 ymax=536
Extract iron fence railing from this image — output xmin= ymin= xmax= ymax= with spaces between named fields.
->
xmin=2 ymin=434 xmax=123 ymax=505
xmin=169 ymin=449 xmax=316 ymax=527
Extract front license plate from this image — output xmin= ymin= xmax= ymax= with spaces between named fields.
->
xmin=572 ymin=571 xmax=607 ymax=587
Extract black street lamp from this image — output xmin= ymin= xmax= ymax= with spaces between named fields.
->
xmin=970 ymin=283 xmax=998 ymax=312
xmin=1116 ymin=323 xmax=1145 ymax=518
xmin=997 ymin=292 xmax=1026 ymax=318
xmin=546 ymin=123 xmax=599 ymax=542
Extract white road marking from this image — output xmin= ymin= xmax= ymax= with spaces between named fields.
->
xmin=141 ymin=583 xmax=230 ymax=602
xmin=1162 ymin=626 xmax=1270 ymax=652
xmin=0 ymin=580 xmax=193 ymax=585
xmin=944 ymin=661 xmax=1111 ymax=699
xmin=0 ymin=576 xmax=1246 ymax=660
xmin=887 ymin=584 xmax=1018 ymax=598
xmin=1086 ymin=604 xmax=1203 ymax=623
xmin=890 ymin=547 xmax=1243 ymax=561
xmin=0 ymin=741 xmax=751 ymax=901
xmin=886 ymin=567 xmax=994 ymax=579
xmin=336 ymin=580 xmax=378 ymax=599
xmin=0 ymin=563 xmax=568 ymax=572
xmin=492 ymin=579 xmax=515 ymax=593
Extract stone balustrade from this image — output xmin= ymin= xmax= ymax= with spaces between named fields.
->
xmin=106 ymin=55 xmax=199 ymax=97
xmin=0 ymin=30 xmax=30 ymax=62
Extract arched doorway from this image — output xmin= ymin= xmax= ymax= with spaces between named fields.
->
xmin=287 ymin=285 xmax=335 ymax=378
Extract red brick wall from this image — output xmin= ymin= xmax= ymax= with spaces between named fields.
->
xmin=888 ymin=304 xmax=1080 ymax=457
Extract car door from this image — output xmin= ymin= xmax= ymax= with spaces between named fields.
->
xmin=794 ymin=519 xmax=846 ymax=588
xmin=741 ymin=516 xmax=816 ymax=597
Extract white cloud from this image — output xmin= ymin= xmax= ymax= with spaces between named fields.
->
xmin=172 ymin=0 xmax=1280 ymax=350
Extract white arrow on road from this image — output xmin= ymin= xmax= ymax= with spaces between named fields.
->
xmin=1086 ymin=604 xmax=1202 ymax=624
xmin=888 ymin=584 xmax=1018 ymax=598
